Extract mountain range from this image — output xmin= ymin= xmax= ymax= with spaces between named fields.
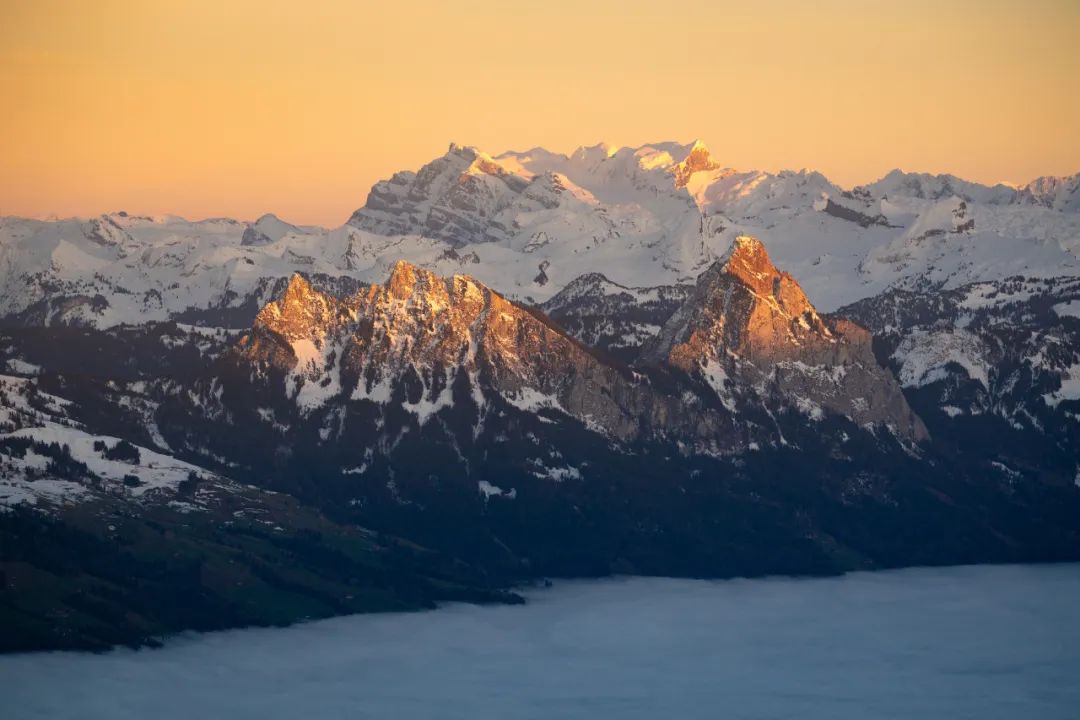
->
xmin=2 ymin=140 xmax=1079 ymax=652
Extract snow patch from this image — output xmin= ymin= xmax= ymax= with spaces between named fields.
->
xmin=700 ymin=360 xmax=736 ymax=411
xmin=1043 ymin=363 xmax=1080 ymax=407
xmin=477 ymin=480 xmax=516 ymax=500
xmin=893 ymin=329 xmax=990 ymax=389
xmin=503 ymin=387 xmax=567 ymax=416
xmin=1052 ymin=300 xmax=1080 ymax=320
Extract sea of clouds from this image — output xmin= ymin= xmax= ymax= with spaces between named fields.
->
xmin=3 ymin=564 xmax=1079 ymax=719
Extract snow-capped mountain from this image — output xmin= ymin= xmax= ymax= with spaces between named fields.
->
xmin=240 ymin=263 xmax=687 ymax=444
xmin=3 ymin=139 xmax=1080 ymax=652
xmin=857 ymin=168 xmax=1080 ymax=212
xmin=838 ymin=274 xmax=1080 ymax=485
xmin=220 ymin=245 xmax=925 ymax=467
xmin=4 ymin=141 xmax=1077 ymax=329
xmin=643 ymin=237 xmax=925 ymax=442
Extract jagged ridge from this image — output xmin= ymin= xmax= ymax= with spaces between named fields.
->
xmin=239 ymin=238 xmax=926 ymax=452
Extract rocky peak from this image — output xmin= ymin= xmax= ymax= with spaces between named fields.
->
xmin=446 ymin=141 xmax=470 ymax=155
xmin=1017 ymin=173 xmax=1080 ymax=212
xmin=281 ymin=272 xmax=313 ymax=302
xmin=718 ymin=236 xmax=786 ymax=289
xmin=646 ymin=236 xmax=927 ymax=441
xmin=254 ymin=273 xmax=354 ymax=346
xmin=672 ymin=140 xmax=720 ymax=188
xmin=386 ymin=259 xmax=428 ymax=300
xmin=84 ymin=215 xmax=132 ymax=249
xmin=348 ymin=144 xmax=531 ymax=246
xmin=239 ymin=261 xmax=667 ymax=440
xmin=650 ymin=235 xmax=824 ymax=365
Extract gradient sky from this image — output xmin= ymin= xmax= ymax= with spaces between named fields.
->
xmin=2 ymin=0 xmax=1078 ymax=226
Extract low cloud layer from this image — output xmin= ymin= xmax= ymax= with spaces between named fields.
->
xmin=3 ymin=564 xmax=1079 ymax=719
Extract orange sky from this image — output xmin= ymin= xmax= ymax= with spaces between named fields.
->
xmin=2 ymin=0 xmax=1078 ymax=226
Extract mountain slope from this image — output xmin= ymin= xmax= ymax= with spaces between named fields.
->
xmin=241 ymin=263 xmax=674 ymax=443
xmin=231 ymin=243 xmax=927 ymax=460
xmin=3 ymin=141 xmax=1080 ymax=652
xmin=2 ymin=143 xmax=1077 ymax=327
xmin=0 ymin=372 xmax=518 ymax=652
xmin=540 ymin=273 xmax=692 ymax=363
xmin=645 ymin=237 xmax=926 ymax=441
xmin=838 ymin=275 xmax=1080 ymax=486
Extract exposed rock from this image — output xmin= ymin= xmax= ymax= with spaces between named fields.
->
xmin=821 ymin=197 xmax=891 ymax=228
xmin=241 ymin=261 xmax=694 ymax=444
xmin=838 ymin=275 xmax=1080 ymax=484
xmin=1016 ymin=173 xmax=1080 ymax=212
xmin=646 ymin=236 xmax=927 ymax=441
xmin=348 ymin=144 xmax=536 ymax=246
xmin=671 ymin=140 xmax=720 ymax=188
xmin=84 ymin=215 xmax=132 ymax=248
xmin=534 ymin=261 xmax=550 ymax=286
xmin=240 ymin=240 xmax=926 ymax=452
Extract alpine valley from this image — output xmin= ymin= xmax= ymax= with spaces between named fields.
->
xmin=3 ymin=141 xmax=1079 ymax=652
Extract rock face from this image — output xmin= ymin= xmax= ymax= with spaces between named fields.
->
xmin=671 ymin=140 xmax=721 ymax=188
xmin=242 ymin=262 xmax=676 ymax=442
xmin=4 ymin=143 xmax=1080 ymax=653
xmin=4 ymin=144 xmax=1077 ymax=329
xmin=5 ymin=237 xmax=1080 ymax=654
xmin=1016 ymin=174 xmax=1080 ymax=212
xmin=838 ymin=275 xmax=1080 ymax=485
xmin=647 ymin=236 xmax=927 ymax=441
xmin=348 ymin=144 xmax=549 ymax=247
xmin=240 ymin=240 xmax=925 ymax=451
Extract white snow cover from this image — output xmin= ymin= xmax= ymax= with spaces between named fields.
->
xmin=0 ymin=375 xmax=216 ymax=510
xmin=700 ymin=360 xmax=736 ymax=412
xmin=477 ymin=480 xmax=516 ymax=499
xmin=9 ymin=425 xmax=208 ymax=498
xmin=502 ymin=387 xmax=569 ymax=416
xmin=527 ymin=460 xmax=583 ymax=482
xmin=892 ymin=329 xmax=991 ymax=389
xmin=1053 ymin=300 xmax=1080 ymax=319
xmin=1044 ymin=363 xmax=1080 ymax=407
xmin=2 ymin=143 xmax=1077 ymax=327
xmin=5 ymin=359 xmax=41 ymax=374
